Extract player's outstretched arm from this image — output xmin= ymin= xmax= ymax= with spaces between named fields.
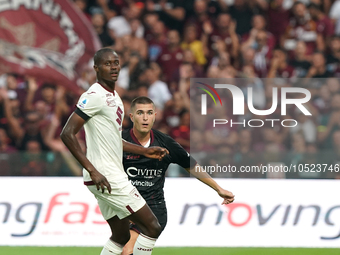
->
xmin=122 ymin=139 xmax=169 ymax=160
xmin=60 ymin=112 xmax=111 ymax=194
xmin=185 ymin=163 xmax=235 ymax=205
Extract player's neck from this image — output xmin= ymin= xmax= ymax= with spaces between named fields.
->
xmin=132 ymin=127 xmax=151 ymax=146
xmin=97 ymin=79 xmax=116 ymax=93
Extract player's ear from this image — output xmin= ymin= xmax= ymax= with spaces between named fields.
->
xmin=93 ymin=65 xmax=98 ymax=72
xmin=129 ymin=112 xmax=134 ymax=122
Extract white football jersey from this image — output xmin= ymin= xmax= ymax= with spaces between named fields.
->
xmin=76 ymin=82 xmax=128 ymax=189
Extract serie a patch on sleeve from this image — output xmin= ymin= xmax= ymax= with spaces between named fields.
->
xmin=78 ymin=98 xmax=88 ymax=109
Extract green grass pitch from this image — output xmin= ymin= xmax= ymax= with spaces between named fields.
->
xmin=0 ymin=247 xmax=339 ymax=255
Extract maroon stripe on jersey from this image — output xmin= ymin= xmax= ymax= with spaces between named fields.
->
xmin=130 ymin=129 xmax=154 ymax=146
xmin=97 ymin=82 xmax=115 ymax=95
xmin=126 ymin=205 xmax=134 ymax=214
xmin=130 ymin=129 xmax=142 ymax=145
xmin=84 ymin=181 xmax=95 ymax=186
xmin=150 ymin=130 xmax=154 ymax=144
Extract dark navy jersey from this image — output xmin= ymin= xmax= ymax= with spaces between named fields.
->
xmin=122 ymin=128 xmax=196 ymax=205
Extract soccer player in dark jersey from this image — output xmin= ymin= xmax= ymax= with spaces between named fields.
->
xmin=121 ymin=96 xmax=235 ymax=255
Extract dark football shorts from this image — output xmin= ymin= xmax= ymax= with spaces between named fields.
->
xmin=130 ymin=202 xmax=167 ymax=234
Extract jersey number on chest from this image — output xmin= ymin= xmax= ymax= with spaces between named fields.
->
xmin=116 ymin=106 xmax=123 ymax=125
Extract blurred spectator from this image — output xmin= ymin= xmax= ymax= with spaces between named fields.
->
xmin=0 ymin=128 xmax=16 ymax=153
xmin=108 ymin=4 xmax=144 ymax=38
xmin=148 ymin=20 xmax=167 ymax=61
xmin=266 ymin=0 xmax=291 ymax=45
xmin=185 ymin=0 xmax=213 ymax=38
xmin=91 ymin=11 xmax=115 ymax=47
xmin=161 ymin=91 xmax=188 ymax=132
xmin=326 ymin=36 xmax=340 ymax=76
xmin=242 ymin=29 xmax=273 ymax=78
xmin=169 ymin=109 xmax=190 ymax=151
xmin=267 ymin=48 xmax=296 ymax=79
xmin=73 ymin=0 xmax=92 ymax=21
xmin=289 ymin=41 xmax=311 ymax=78
xmin=308 ymin=2 xmax=334 ymax=52
xmin=146 ymin=62 xmax=172 ymax=111
xmin=181 ymin=25 xmax=207 ymax=66
xmin=306 ymin=52 xmax=333 ymax=79
xmin=228 ymin=0 xmax=254 ymax=35
xmin=281 ymin=2 xmax=317 ymax=55
xmin=143 ymin=12 xmax=160 ymax=42
xmin=146 ymin=0 xmax=185 ymax=32
xmin=0 ymin=128 xmax=17 ymax=176
xmin=91 ymin=0 xmax=117 ymax=21
xmin=202 ymin=13 xmax=239 ymax=61
xmin=129 ymin=19 xmax=148 ymax=60
xmin=43 ymin=114 xmax=84 ymax=176
xmin=329 ymin=0 xmax=340 ymax=23
xmin=1 ymin=87 xmax=49 ymax=151
xmin=18 ymin=140 xmax=47 ymax=176
xmin=156 ymin=30 xmax=183 ymax=83
xmin=242 ymin=14 xmax=276 ymax=52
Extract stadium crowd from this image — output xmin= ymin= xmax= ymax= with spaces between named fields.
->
xmin=1 ymin=0 xmax=340 ymax=179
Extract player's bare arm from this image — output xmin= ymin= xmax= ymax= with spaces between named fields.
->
xmin=122 ymin=139 xmax=169 ymax=160
xmin=60 ymin=112 xmax=111 ymax=194
xmin=186 ymin=163 xmax=235 ymax=205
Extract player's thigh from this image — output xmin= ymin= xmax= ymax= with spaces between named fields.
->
xmin=121 ymin=230 xmax=139 ymax=255
xmin=126 ymin=203 xmax=161 ymax=235
xmin=130 ymin=204 xmax=167 ymax=235
xmin=107 ymin=216 xmax=131 ymax=244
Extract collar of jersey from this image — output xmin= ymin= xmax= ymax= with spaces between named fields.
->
xmin=96 ymin=82 xmax=115 ymax=96
xmin=130 ymin=128 xmax=154 ymax=147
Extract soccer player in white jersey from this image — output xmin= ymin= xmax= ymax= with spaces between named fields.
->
xmin=61 ymin=48 xmax=168 ymax=255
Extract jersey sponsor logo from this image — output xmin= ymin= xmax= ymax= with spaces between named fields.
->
xmin=78 ymin=98 xmax=88 ymax=108
xmin=126 ymin=155 xmax=140 ymax=160
xmin=87 ymin=91 xmax=96 ymax=95
xmin=131 ymin=180 xmax=155 ymax=187
xmin=106 ymin=98 xmax=116 ymax=107
xmin=106 ymin=93 xmax=112 ymax=97
xmin=126 ymin=167 xmax=162 ymax=178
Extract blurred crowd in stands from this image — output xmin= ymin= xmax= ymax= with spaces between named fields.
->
xmin=1 ymin=0 xmax=340 ymax=178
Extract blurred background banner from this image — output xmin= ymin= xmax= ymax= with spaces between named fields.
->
xmin=0 ymin=0 xmax=101 ymax=94
xmin=1 ymin=177 xmax=339 ymax=247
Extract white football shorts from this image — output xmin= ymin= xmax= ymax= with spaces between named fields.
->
xmin=87 ymin=181 xmax=146 ymax=220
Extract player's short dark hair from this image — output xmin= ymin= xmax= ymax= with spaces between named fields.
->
xmin=94 ymin=48 xmax=116 ymax=65
xmin=131 ymin=96 xmax=155 ymax=111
